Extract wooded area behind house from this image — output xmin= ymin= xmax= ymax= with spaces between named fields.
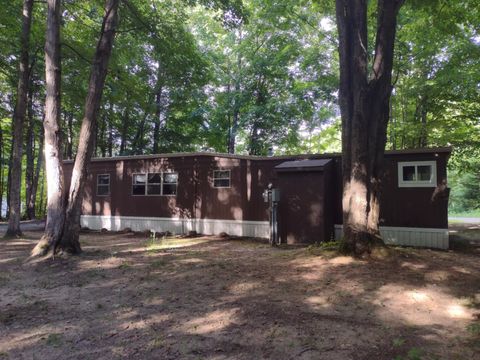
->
xmin=0 ymin=0 xmax=479 ymax=222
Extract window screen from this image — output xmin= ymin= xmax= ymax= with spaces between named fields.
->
xmin=213 ymin=170 xmax=231 ymax=188
xmin=398 ymin=161 xmax=436 ymax=187
xmin=132 ymin=172 xmax=178 ymax=196
xmin=132 ymin=174 xmax=147 ymax=195
xmin=147 ymin=173 xmax=161 ymax=195
xmin=97 ymin=174 xmax=110 ymax=196
xmin=162 ymin=173 xmax=178 ymax=195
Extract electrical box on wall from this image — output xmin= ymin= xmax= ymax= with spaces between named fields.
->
xmin=271 ymin=189 xmax=280 ymax=202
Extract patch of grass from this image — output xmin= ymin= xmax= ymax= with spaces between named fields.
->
xmin=150 ymin=259 xmax=168 ymax=268
xmin=118 ymin=261 xmax=132 ymax=270
xmin=0 ymin=274 xmax=10 ymax=287
xmin=449 ymin=210 xmax=480 ymax=218
xmin=394 ymin=347 xmax=423 ymax=360
xmin=393 ymin=338 xmax=405 ymax=347
xmin=467 ymin=322 xmax=480 ymax=336
xmin=147 ymin=336 xmax=164 ymax=350
xmin=45 ymin=333 xmax=63 ymax=347
xmin=305 ymin=241 xmax=341 ymax=257
xmin=86 ymin=269 xmax=107 ymax=279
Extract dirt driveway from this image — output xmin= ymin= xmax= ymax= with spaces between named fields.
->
xmin=0 ymin=229 xmax=479 ymax=360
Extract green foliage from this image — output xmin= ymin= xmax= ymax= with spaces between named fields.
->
xmin=0 ymin=0 xmax=479 ymax=217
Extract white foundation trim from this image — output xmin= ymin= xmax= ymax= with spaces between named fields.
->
xmin=80 ymin=215 xmax=269 ymax=238
xmin=334 ymin=224 xmax=449 ymax=250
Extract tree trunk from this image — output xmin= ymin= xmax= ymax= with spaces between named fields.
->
xmin=152 ymin=81 xmax=163 ymax=154
xmin=119 ymin=104 xmax=129 ymax=155
xmin=25 ymin=84 xmax=35 ymax=219
xmin=65 ymin=111 xmax=74 ymax=159
xmin=5 ymin=0 xmax=34 ymax=237
xmin=336 ymin=0 xmax=404 ymax=255
xmin=0 ymin=125 xmax=3 ymax=220
xmin=99 ymin=108 xmax=107 ymax=157
xmin=61 ymin=0 xmax=120 ymax=253
xmin=228 ymin=30 xmax=243 ymax=154
xmin=107 ymin=102 xmax=113 ymax=157
xmin=29 ymin=132 xmax=44 ymax=219
xmin=32 ymin=0 xmax=65 ymax=256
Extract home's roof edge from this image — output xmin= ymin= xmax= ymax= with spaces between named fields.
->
xmin=63 ymin=147 xmax=452 ymax=164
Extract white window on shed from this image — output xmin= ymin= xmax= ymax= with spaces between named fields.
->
xmin=398 ymin=161 xmax=437 ymax=187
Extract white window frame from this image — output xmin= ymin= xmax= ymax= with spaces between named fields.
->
xmin=398 ymin=161 xmax=437 ymax=188
xmin=131 ymin=172 xmax=178 ymax=196
xmin=96 ymin=174 xmax=110 ymax=196
xmin=213 ymin=169 xmax=231 ymax=188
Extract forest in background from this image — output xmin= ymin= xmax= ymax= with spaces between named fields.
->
xmin=0 ymin=0 xmax=479 ymax=219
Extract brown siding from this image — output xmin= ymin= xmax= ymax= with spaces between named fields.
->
xmin=63 ymin=148 xmax=450 ymax=241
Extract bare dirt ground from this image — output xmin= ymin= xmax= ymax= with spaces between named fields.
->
xmin=0 ymin=228 xmax=479 ymax=360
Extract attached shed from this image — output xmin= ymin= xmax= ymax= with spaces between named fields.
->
xmin=275 ymin=159 xmax=334 ymax=244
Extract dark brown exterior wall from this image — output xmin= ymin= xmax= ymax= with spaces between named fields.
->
xmin=63 ymin=149 xmax=450 ymax=241
xmin=332 ymin=151 xmax=450 ymax=229
xmin=277 ymin=162 xmax=334 ymax=244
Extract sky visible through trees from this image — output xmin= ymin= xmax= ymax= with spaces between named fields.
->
xmin=0 ymin=0 xmax=479 ymax=220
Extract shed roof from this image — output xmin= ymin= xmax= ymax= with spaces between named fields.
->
xmin=275 ymin=158 xmax=332 ymax=172
xmin=63 ymin=146 xmax=452 ymax=164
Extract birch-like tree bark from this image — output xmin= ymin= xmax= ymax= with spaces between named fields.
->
xmin=31 ymin=0 xmax=65 ymax=256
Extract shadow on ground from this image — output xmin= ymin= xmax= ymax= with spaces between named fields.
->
xmin=0 ymin=227 xmax=479 ymax=360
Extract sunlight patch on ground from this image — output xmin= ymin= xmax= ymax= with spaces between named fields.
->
xmin=447 ymin=304 xmax=470 ymax=318
xmin=176 ymin=257 xmax=205 ymax=264
xmin=228 ymin=281 xmax=261 ymax=295
xmin=146 ymin=237 xmax=213 ymax=251
xmin=373 ymin=284 xmax=475 ymax=329
xmin=305 ymin=295 xmax=331 ymax=309
xmin=181 ymin=308 xmax=239 ymax=335
xmin=328 ymin=256 xmax=355 ymax=266
xmin=400 ymin=261 xmax=427 ymax=270
xmin=75 ymin=257 xmax=124 ymax=270
xmin=424 ymin=270 xmax=450 ymax=282
xmin=0 ymin=324 xmax=72 ymax=354
xmin=0 ymin=257 xmax=20 ymax=264
xmin=451 ymin=266 xmax=472 ymax=274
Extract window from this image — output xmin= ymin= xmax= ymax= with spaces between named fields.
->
xmin=398 ymin=161 xmax=437 ymax=187
xmin=162 ymin=173 xmax=178 ymax=195
xmin=132 ymin=172 xmax=178 ymax=196
xmin=213 ymin=170 xmax=231 ymax=188
xmin=97 ymin=174 xmax=110 ymax=196
xmin=132 ymin=173 xmax=147 ymax=195
xmin=147 ymin=173 xmax=161 ymax=195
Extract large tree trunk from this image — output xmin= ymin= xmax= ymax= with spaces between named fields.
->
xmin=61 ymin=0 xmax=120 ymax=253
xmin=5 ymin=0 xmax=34 ymax=237
xmin=336 ymin=0 xmax=404 ymax=255
xmin=31 ymin=0 xmax=65 ymax=256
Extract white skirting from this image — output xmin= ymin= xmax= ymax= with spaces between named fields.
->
xmin=334 ymin=224 xmax=449 ymax=250
xmin=80 ymin=215 xmax=269 ymax=238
